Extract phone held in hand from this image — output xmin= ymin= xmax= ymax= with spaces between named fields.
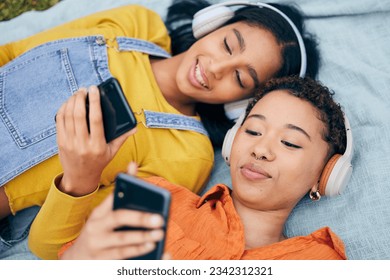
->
xmin=86 ymin=77 xmax=137 ymax=143
xmin=113 ymin=173 xmax=171 ymax=260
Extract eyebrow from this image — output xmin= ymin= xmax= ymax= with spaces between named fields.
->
xmin=246 ymin=114 xmax=312 ymax=141
xmin=233 ymin=28 xmax=245 ymax=52
xmin=233 ymin=28 xmax=260 ymax=88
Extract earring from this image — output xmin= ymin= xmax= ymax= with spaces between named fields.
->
xmin=309 ymin=190 xmax=321 ymax=201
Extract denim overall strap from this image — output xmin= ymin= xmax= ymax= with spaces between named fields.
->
xmin=116 ymin=37 xmax=171 ymax=58
xmin=116 ymin=38 xmax=207 ymax=137
xmin=144 ymin=110 xmax=208 ymax=137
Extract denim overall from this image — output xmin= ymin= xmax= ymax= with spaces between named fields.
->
xmin=0 ymin=36 xmax=208 ymax=187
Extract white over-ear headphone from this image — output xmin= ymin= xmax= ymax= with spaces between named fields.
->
xmin=221 ymin=112 xmax=246 ymax=165
xmin=222 ymin=110 xmax=354 ymax=197
xmin=192 ymin=1 xmax=308 ymax=120
xmin=318 ymin=115 xmax=353 ymax=197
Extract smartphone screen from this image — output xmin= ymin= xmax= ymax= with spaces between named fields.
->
xmin=86 ymin=77 xmax=137 ymax=143
xmin=113 ymin=173 xmax=171 ymax=260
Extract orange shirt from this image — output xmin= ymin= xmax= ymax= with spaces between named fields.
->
xmin=60 ymin=176 xmax=346 ymax=260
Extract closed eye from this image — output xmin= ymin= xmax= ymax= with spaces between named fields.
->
xmin=224 ymin=37 xmax=245 ymax=88
xmin=235 ymin=70 xmax=244 ymax=88
xmin=245 ymin=129 xmax=262 ymax=136
xmin=223 ymin=37 xmax=232 ymax=55
xmin=281 ymin=140 xmax=302 ymax=149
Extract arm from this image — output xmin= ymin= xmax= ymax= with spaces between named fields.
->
xmin=28 ymin=86 xmax=135 ymax=259
xmin=28 ymin=174 xmax=99 ymax=259
xmin=0 ymin=5 xmax=170 ymax=66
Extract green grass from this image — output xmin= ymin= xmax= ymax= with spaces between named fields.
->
xmin=0 ymin=0 xmax=61 ymax=21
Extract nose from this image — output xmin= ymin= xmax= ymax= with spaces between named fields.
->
xmin=208 ymin=57 xmax=232 ymax=80
xmin=251 ymin=138 xmax=275 ymax=161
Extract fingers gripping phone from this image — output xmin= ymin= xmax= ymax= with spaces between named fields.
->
xmin=113 ymin=173 xmax=171 ymax=260
xmin=86 ymin=77 xmax=137 ymax=143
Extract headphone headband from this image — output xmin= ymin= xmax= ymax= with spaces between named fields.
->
xmin=193 ymin=0 xmax=307 ymax=77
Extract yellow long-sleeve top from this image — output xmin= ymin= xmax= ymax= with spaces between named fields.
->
xmin=1 ymin=6 xmax=213 ymax=217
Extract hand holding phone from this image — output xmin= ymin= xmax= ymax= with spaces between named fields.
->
xmin=113 ymin=173 xmax=171 ymax=260
xmin=86 ymin=77 xmax=137 ymax=143
xmin=59 ymin=191 xmax=166 ymax=260
xmin=55 ymin=83 xmax=137 ymax=197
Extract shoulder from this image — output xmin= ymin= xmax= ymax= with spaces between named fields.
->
xmin=252 ymin=227 xmax=347 ymax=260
xmin=144 ymin=176 xmax=196 ymax=198
xmin=106 ymin=5 xmax=171 ymax=53
xmin=98 ymin=4 xmax=166 ymax=30
xmin=113 ymin=4 xmax=162 ymax=21
xmin=144 ymin=176 xmax=202 ymax=210
xmin=97 ymin=4 xmax=160 ymax=19
xmin=287 ymin=227 xmax=347 ymax=260
xmin=308 ymin=227 xmax=347 ymax=259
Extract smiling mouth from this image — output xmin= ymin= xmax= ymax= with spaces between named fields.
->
xmin=195 ymin=61 xmax=209 ymax=89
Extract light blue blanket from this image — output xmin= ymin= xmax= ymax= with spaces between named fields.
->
xmin=1 ymin=0 xmax=389 ymax=260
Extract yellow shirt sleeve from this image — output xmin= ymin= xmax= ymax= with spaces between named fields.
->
xmin=28 ymin=174 xmax=98 ymax=260
xmin=0 ymin=4 xmax=170 ymax=65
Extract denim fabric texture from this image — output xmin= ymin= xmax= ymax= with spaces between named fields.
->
xmin=0 ymin=206 xmax=40 ymax=259
xmin=116 ymin=36 xmax=171 ymax=58
xmin=0 ymin=35 xmax=111 ymax=186
xmin=0 ymin=36 xmax=204 ymax=186
xmin=144 ymin=110 xmax=208 ymax=136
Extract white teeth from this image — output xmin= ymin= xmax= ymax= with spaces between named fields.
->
xmin=195 ymin=63 xmax=208 ymax=88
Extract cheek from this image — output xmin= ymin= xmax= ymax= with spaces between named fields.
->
xmin=213 ymin=77 xmax=254 ymax=104
xmin=283 ymin=155 xmax=326 ymax=190
xmin=230 ymin=133 xmax=246 ymax=161
xmin=175 ymin=56 xmax=194 ymax=93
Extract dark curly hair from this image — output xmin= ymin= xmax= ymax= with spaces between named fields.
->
xmin=245 ymin=76 xmax=346 ymax=158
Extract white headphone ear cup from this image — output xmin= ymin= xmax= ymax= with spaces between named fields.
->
xmin=326 ymin=156 xmax=353 ymax=197
xmin=319 ymin=114 xmax=353 ymax=197
xmin=224 ymin=98 xmax=251 ymax=121
xmin=221 ymin=128 xmax=235 ymax=165
xmin=221 ymin=113 xmax=246 ymax=166
xmin=193 ymin=6 xmax=234 ymax=39
xmin=319 ymin=154 xmax=353 ymax=197
xmin=319 ymin=155 xmax=340 ymax=196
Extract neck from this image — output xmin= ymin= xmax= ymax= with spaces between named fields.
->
xmin=232 ymin=195 xmax=289 ymax=249
xmin=151 ymin=54 xmax=196 ymax=116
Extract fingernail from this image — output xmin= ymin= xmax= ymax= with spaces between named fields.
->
xmin=149 ymin=214 xmax=163 ymax=226
xmin=150 ymin=230 xmax=163 ymax=239
xmin=145 ymin=242 xmax=154 ymax=250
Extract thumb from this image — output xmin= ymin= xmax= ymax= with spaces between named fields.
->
xmin=127 ymin=162 xmax=138 ymax=176
xmin=109 ymin=127 xmax=137 ymax=153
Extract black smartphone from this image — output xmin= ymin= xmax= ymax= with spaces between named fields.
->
xmin=113 ymin=173 xmax=171 ymax=260
xmin=86 ymin=77 xmax=137 ymax=143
